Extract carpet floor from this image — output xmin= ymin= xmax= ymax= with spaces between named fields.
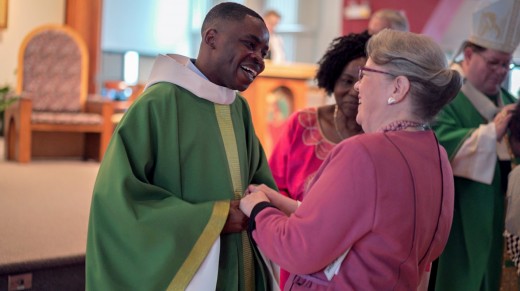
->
xmin=0 ymin=137 xmax=99 ymax=285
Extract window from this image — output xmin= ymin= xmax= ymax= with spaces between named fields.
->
xmin=100 ymin=0 xmax=332 ymax=84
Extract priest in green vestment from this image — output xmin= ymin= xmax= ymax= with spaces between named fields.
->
xmin=86 ymin=3 xmax=280 ymax=290
xmin=432 ymin=0 xmax=520 ymax=290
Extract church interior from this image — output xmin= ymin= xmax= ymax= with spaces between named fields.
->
xmin=0 ymin=0 xmax=519 ymax=290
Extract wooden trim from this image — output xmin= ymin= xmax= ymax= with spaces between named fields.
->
xmin=0 ymin=0 xmax=7 ymax=29
xmin=31 ymin=124 xmax=105 ymax=133
xmin=261 ymin=61 xmax=317 ymax=79
xmin=66 ymin=0 xmax=102 ymax=94
xmin=4 ymin=98 xmax=32 ymax=162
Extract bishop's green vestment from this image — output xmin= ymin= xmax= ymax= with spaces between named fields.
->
xmin=86 ymin=54 xmax=277 ymax=291
xmin=433 ymin=83 xmax=517 ymax=291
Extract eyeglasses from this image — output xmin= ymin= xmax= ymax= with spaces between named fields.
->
xmin=476 ymin=53 xmax=512 ymax=71
xmin=358 ymin=66 xmax=397 ymax=80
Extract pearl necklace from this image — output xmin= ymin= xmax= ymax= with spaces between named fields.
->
xmin=333 ymin=105 xmax=345 ymax=140
xmin=379 ymin=120 xmax=429 ymax=132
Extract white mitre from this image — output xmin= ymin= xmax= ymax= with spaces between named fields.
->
xmin=468 ymin=0 xmax=520 ymax=53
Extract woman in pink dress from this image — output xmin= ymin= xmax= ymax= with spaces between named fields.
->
xmin=240 ymin=29 xmax=462 ymax=290
xmin=268 ymin=32 xmax=369 ymax=287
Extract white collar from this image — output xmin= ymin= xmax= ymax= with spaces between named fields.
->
xmin=145 ymin=54 xmax=236 ymax=105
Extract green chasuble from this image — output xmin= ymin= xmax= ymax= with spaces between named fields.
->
xmin=433 ymin=86 xmax=517 ymax=291
xmin=86 ymin=55 xmax=277 ymax=291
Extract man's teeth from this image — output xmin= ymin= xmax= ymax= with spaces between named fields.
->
xmin=242 ymin=66 xmax=257 ymax=78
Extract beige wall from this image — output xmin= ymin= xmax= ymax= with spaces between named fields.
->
xmin=0 ymin=0 xmax=65 ymax=87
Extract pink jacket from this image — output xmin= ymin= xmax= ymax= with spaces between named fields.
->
xmin=253 ymin=131 xmax=454 ymax=290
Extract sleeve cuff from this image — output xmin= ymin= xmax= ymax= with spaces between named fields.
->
xmin=248 ymin=201 xmax=277 ymax=232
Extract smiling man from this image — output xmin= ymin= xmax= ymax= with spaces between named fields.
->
xmin=86 ymin=2 xmax=279 ymax=291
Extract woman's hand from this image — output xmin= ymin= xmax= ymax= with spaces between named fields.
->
xmin=246 ymin=184 xmax=300 ymax=216
xmin=240 ymin=191 xmax=269 ymax=217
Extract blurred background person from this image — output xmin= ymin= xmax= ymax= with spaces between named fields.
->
xmin=263 ymin=9 xmax=286 ymax=63
xmin=240 ymin=29 xmax=462 ymax=290
xmin=431 ymin=0 xmax=520 ymax=290
xmin=268 ymin=31 xmax=370 ymax=288
xmin=368 ymin=9 xmax=409 ymax=35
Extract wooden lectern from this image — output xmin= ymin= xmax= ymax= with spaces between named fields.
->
xmin=241 ymin=61 xmax=318 ymax=157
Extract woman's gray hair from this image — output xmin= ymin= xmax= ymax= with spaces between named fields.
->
xmin=367 ymin=29 xmax=462 ymax=122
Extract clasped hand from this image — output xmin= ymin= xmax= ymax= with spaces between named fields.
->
xmin=494 ymin=104 xmax=516 ymax=141
xmin=221 ymin=187 xmax=270 ymax=234
xmin=241 ymin=184 xmax=299 ymax=217
xmin=240 ymin=185 xmax=270 ymax=217
xmin=221 ymin=200 xmax=248 ymax=234
xmin=222 ymin=185 xmax=298 ymax=234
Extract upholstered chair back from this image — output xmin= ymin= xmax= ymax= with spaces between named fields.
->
xmin=18 ymin=26 xmax=88 ymax=113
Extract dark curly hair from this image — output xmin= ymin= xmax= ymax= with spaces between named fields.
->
xmin=315 ymin=31 xmax=371 ymax=95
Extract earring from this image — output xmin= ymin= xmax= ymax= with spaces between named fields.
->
xmin=387 ymin=97 xmax=396 ymax=105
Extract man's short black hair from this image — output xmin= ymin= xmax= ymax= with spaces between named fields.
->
xmin=201 ymin=2 xmax=264 ymax=34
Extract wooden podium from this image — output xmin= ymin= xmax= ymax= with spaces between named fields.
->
xmin=241 ymin=61 xmax=318 ymax=157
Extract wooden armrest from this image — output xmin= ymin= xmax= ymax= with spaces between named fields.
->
xmin=5 ymin=97 xmax=32 ymax=116
xmin=86 ymin=99 xmax=115 ymax=127
xmin=86 ymin=98 xmax=114 ymax=116
xmin=86 ymin=94 xmax=110 ymax=102
xmin=3 ymin=98 xmax=31 ymax=139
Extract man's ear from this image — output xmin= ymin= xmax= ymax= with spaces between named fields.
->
xmin=463 ymin=46 xmax=474 ymax=62
xmin=203 ymin=28 xmax=217 ymax=49
xmin=391 ymin=75 xmax=411 ymax=103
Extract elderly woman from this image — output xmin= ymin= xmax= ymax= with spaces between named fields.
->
xmin=240 ymin=29 xmax=462 ymax=290
xmin=268 ymin=32 xmax=369 ymax=288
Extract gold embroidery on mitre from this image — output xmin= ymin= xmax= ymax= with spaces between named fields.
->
xmin=477 ymin=12 xmax=501 ymax=37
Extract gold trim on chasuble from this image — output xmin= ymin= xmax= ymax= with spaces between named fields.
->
xmin=214 ymin=104 xmax=255 ymax=291
xmin=167 ymin=201 xmax=229 ymax=291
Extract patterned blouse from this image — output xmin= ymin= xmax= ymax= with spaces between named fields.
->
xmin=269 ymin=108 xmax=336 ymax=201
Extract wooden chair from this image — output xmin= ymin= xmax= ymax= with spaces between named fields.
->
xmin=3 ymin=24 xmax=114 ymax=163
